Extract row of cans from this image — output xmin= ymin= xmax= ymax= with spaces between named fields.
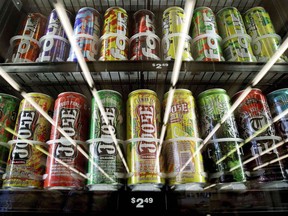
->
xmin=1 ymin=87 xmax=288 ymax=190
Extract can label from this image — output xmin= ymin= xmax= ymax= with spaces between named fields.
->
xmin=126 ymin=90 xmax=163 ymax=186
xmin=44 ymin=92 xmax=89 ymax=189
xmin=162 ymin=7 xmax=185 ymax=36
xmin=3 ymin=93 xmax=54 ymax=188
xmin=132 ymin=9 xmax=155 ymax=35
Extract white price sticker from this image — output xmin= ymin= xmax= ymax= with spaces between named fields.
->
xmin=131 ymin=197 xmax=154 ymax=208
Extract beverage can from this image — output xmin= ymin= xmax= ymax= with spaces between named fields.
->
xmin=3 ymin=93 xmax=54 ymax=189
xmin=126 ymin=89 xmax=164 ymax=190
xmin=130 ymin=33 xmax=161 ymax=60
xmin=132 ymin=9 xmax=156 ymax=35
xmin=162 ymin=6 xmax=185 ymax=36
xmin=197 ymin=88 xmax=246 ymax=186
xmin=0 ymin=94 xmax=20 ymax=174
xmin=232 ymin=88 xmax=287 ymax=185
xmin=192 ymin=7 xmax=219 ymax=38
xmin=44 ymin=92 xmax=89 ymax=190
xmin=102 ymin=7 xmax=129 ymax=37
xmin=162 ymin=89 xmax=206 ymax=190
xmin=191 ymin=34 xmax=224 ymax=61
xmin=87 ymin=90 xmax=126 ymax=191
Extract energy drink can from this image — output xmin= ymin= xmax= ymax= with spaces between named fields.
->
xmin=87 ymin=90 xmax=126 ymax=191
xmin=126 ymin=89 xmax=164 ymax=191
xmin=0 ymin=94 xmax=20 ymax=174
xmin=162 ymin=6 xmax=185 ymax=36
xmin=197 ymin=88 xmax=246 ymax=189
xmin=44 ymin=92 xmax=89 ymax=190
xmin=162 ymin=89 xmax=206 ymax=190
xmin=132 ymin=9 xmax=156 ymax=35
xmin=232 ymin=89 xmax=287 ymax=187
xmin=3 ymin=93 xmax=54 ymax=189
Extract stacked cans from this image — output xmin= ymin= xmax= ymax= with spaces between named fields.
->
xmin=162 ymin=6 xmax=193 ymax=61
xmin=232 ymin=89 xmax=287 ymax=188
xmin=44 ymin=92 xmax=89 ymax=190
xmin=3 ymin=93 xmax=54 ymax=189
xmin=197 ymin=88 xmax=246 ymax=190
xmin=68 ymin=7 xmax=101 ymax=62
xmin=7 ymin=13 xmax=47 ymax=63
xmin=130 ymin=9 xmax=160 ymax=60
xmin=37 ymin=9 xmax=72 ymax=62
xmin=243 ymin=7 xmax=288 ymax=63
xmin=216 ymin=7 xmax=256 ymax=62
xmin=191 ymin=7 xmax=224 ymax=61
xmin=99 ymin=7 xmax=129 ymax=61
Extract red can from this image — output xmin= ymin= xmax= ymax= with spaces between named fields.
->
xmin=132 ymin=9 xmax=156 ymax=35
xmin=44 ymin=92 xmax=90 ymax=190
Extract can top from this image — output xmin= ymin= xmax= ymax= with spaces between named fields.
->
xmin=128 ymin=89 xmax=157 ymax=98
xmin=133 ymin=9 xmax=155 ymax=18
xmin=232 ymin=88 xmax=262 ymax=100
xmin=243 ymin=6 xmax=266 ymax=16
xmin=163 ymin=6 xmax=184 ymax=15
xmin=0 ymin=93 xmax=20 ymax=101
xmin=216 ymin=7 xmax=239 ymax=17
xmin=163 ymin=89 xmax=192 ymax=98
xmin=58 ymin=91 xmax=87 ymax=99
xmin=198 ymin=88 xmax=227 ymax=99
xmin=50 ymin=8 xmax=73 ymax=16
xmin=26 ymin=92 xmax=54 ymax=100
xmin=267 ymin=88 xmax=288 ymax=97
xmin=96 ymin=89 xmax=122 ymax=97
xmin=77 ymin=7 xmax=101 ymax=16
xmin=105 ymin=6 xmax=127 ymax=15
xmin=194 ymin=6 xmax=214 ymax=13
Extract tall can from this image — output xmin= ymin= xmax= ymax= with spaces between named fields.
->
xmin=162 ymin=89 xmax=206 ymax=190
xmin=44 ymin=92 xmax=89 ymax=190
xmin=232 ymin=89 xmax=287 ymax=186
xmin=132 ymin=9 xmax=156 ymax=35
xmin=3 ymin=93 xmax=54 ymax=189
xmin=87 ymin=90 xmax=126 ymax=191
xmin=197 ymin=89 xmax=246 ymax=189
xmin=162 ymin=6 xmax=185 ymax=36
xmin=0 ymin=94 xmax=20 ymax=174
xmin=126 ymin=89 xmax=164 ymax=191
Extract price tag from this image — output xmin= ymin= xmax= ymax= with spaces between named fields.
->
xmin=152 ymin=63 xmax=169 ymax=69
xmin=131 ymin=197 xmax=154 ymax=208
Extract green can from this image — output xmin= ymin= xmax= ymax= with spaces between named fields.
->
xmin=216 ymin=7 xmax=247 ymax=39
xmin=0 ymin=93 xmax=20 ymax=174
xmin=222 ymin=34 xmax=257 ymax=62
xmin=192 ymin=6 xmax=219 ymax=38
xmin=243 ymin=7 xmax=276 ymax=40
xmin=162 ymin=6 xmax=185 ymax=36
xmin=197 ymin=89 xmax=246 ymax=187
xmin=87 ymin=90 xmax=126 ymax=190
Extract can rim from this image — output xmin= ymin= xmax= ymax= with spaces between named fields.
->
xmin=163 ymin=6 xmax=184 ymax=15
xmin=26 ymin=92 xmax=54 ymax=99
xmin=50 ymin=8 xmax=73 ymax=16
xmin=0 ymin=93 xmax=20 ymax=101
xmin=216 ymin=7 xmax=238 ymax=17
xmin=77 ymin=7 xmax=101 ymax=17
xmin=164 ymin=88 xmax=192 ymax=98
xmin=105 ymin=6 xmax=127 ymax=15
xmin=231 ymin=88 xmax=262 ymax=99
xmin=194 ymin=6 xmax=214 ymax=13
xmin=133 ymin=9 xmax=155 ymax=17
xmin=198 ymin=88 xmax=227 ymax=98
xmin=58 ymin=92 xmax=87 ymax=99
xmin=96 ymin=89 xmax=122 ymax=97
xmin=128 ymin=89 xmax=157 ymax=97
xmin=243 ymin=6 xmax=266 ymax=16
xmin=267 ymin=88 xmax=288 ymax=97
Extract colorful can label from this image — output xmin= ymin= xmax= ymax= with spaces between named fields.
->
xmin=0 ymin=94 xmax=20 ymax=174
xmin=44 ymin=92 xmax=89 ymax=189
xmin=192 ymin=7 xmax=219 ymax=38
xmin=162 ymin=33 xmax=193 ymax=61
xmin=132 ymin=9 xmax=156 ymax=35
xmin=216 ymin=7 xmax=247 ymax=39
xmin=222 ymin=34 xmax=257 ymax=62
xmin=243 ymin=7 xmax=276 ymax=40
xmin=130 ymin=33 xmax=160 ymax=60
xmin=191 ymin=34 xmax=224 ymax=61
xmin=163 ymin=89 xmax=206 ymax=187
xmin=197 ymin=88 xmax=246 ymax=184
xmin=162 ymin=6 xmax=185 ymax=36
xmin=3 ymin=93 xmax=54 ymax=189
xmin=99 ymin=34 xmax=129 ymax=61
xmin=232 ymin=89 xmax=286 ymax=182
xmin=126 ymin=89 xmax=164 ymax=188
xmin=87 ymin=90 xmax=126 ymax=190
xmin=102 ymin=7 xmax=129 ymax=37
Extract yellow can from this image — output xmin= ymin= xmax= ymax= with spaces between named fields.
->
xmin=162 ymin=6 xmax=185 ymax=36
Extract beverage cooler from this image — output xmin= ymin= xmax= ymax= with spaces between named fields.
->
xmin=0 ymin=0 xmax=288 ymax=215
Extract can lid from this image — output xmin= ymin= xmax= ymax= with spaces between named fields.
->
xmin=0 ymin=93 xmax=20 ymax=101
xmin=128 ymin=89 xmax=157 ymax=98
xmin=216 ymin=7 xmax=239 ymax=17
xmin=26 ymin=92 xmax=54 ymax=99
xmin=243 ymin=6 xmax=266 ymax=16
xmin=267 ymin=88 xmax=288 ymax=97
xmin=58 ymin=91 xmax=87 ymax=99
xmin=164 ymin=89 xmax=192 ymax=98
xmin=96 ymin=89 xmax=122 ymax=97
xmin=133 ymin=9 xmax=155 ymax=18
xmin=77 ymin=7 xmax=101 ymax=17
xmin=105 ymin=6 xmax=127 ymax=15
xmin=193 ymin=6 xmax=214 ymax=13
xmin=198 ymin=88 xmax=227 ymax=99
xmin=163 ymin=6 xmax=184 ymax=15
xmin=231 ymin=88 xmax=262 ymax=100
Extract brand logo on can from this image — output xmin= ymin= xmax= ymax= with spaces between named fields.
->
xmin=111 ymin=36 xmax=127 ymax=59
xmin=11 ymin=111 xmax=37 ymax=162
xmin=142 ymin=35 xmax=158 ymax=59
xmin=230 ymin=13 xmax=243 ymax=34
xmin=169 ymin=102 xmax=188 ymax=123
xmin=204 ymin=36 xmax=219 ymax=59
xmin=203 ymin=12 xmax=216 ymax=33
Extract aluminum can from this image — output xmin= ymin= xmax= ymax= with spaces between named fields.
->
xmin=87 ymin=90 xmax=126 ymax=190
xmin=162 ymin=33 xmax=193 ymax=61
xmin=162 ymin=89 xmax=206 ymax=190
xmin=132 ymin=9 xmax=156 ymax=35
xmin=126 ymin=89 xmax=164 ymax=190
xmin=243 ymin=7 xmax=276 ymax=40
xmin=130 ymin=33 xmax=160 ymax=60
xmin=197 ymin=88 xmax=246 ymax=185
xmin=216 ymin=7 xmax=247 ymax=39
xmin=102 ymin=7 xmax=129 ymax=37
xmin=44 ymin=92 xmax=89 ymax=190
xmin=3 ymin=93 xmax=54 ymax=189
xmin=222 ymin=34 xmax=257 ymax=62
xmin=191 ymin=34 xmax=224 ymax=61
xmin=192 ymin=7 xmax=219 ymax=38
xmin=162 ymin=6 xmax=185 ymax=36
xmin=99 ymin=33 xmax=129 ymax=61
xmin=0 ymin=94 xmax=20 ymax=174
xmin=232 ymin=89 xmax=287 ymax=184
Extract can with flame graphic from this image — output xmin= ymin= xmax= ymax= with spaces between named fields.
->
xmin=3 ymin=93 xmax=54 ymax=189
xmin=232 ymin=88 xmax=287 ymax=185
xmin=44 ymin=92 xmax=89 ymax=190
xmin=126 ymin=89 xmax=164 ymax=190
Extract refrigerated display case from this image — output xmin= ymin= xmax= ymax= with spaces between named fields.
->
xmin=0 ymin=0 xmax=288 ymax=215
